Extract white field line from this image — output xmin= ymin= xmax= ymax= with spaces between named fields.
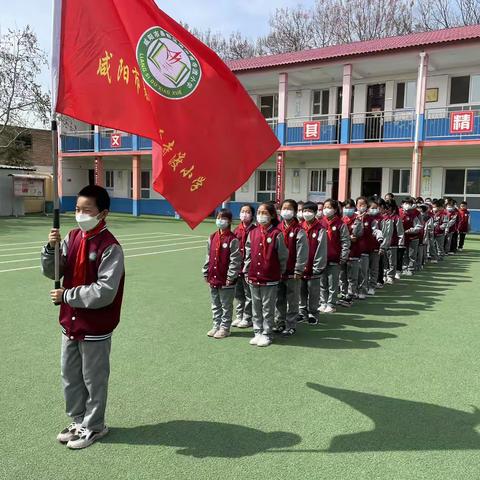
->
xmin=0 ymin=234 xmax=206 ymax=257
xmin=0 ymin=231 xmax=204 ymax=248
xmin=0 ymin=239 xmax=207 ymax=265
xmin=0 ymin=244 xmax=205 ymax=274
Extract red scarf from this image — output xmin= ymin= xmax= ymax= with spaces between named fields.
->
xmin=72 ymin=220 xmax=106 ymax=287
xmin=215 ymin=229 xmax=230 ymax=259
xmin=303 ymin=219 xmax=320 ymax=236
xmin=280 ymin=219 xmax=298 ymax=246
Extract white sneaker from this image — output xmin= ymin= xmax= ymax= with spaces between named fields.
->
xmin=324 ymin=306 xmax=336 ymax=314
xmin=395 ymin=272 xmax=401 ymax=280
xmin=66 ymin=426 xmax=109 ymax=450
xmin=385 ymin=277 xmax=394 ymax=285
xmin=57 ymin=422 xmax=79 ymax=443
xmin=318 ymin=304 xmax=327 ymax=313
xmin=231 ymin=318 xmax=241 ymax=327
xmin=430 ymin=259 xmax=438 ymax=264
xmin=358 ymin=293 xmax=367 ymax=300
xmin=256 ymin=334 xmax=272 ymax=347
xmin=238 ymin=320 xmax=253 ymax=328
xmin=404 ymin=270 xmax=413 ymax=276
xmin=367 ymin=288 xmax=375 ymax=295
xmin=249 ymin=334 xmax=261 ymax=346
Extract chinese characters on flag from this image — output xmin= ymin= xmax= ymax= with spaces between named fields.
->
xmin=450 ymin=111 xmax=474 ymax=134
xmin=303 ymin=121 xmax=321 ymax=141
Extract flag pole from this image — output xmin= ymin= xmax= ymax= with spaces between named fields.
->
xmin=51 ymin=114 xmax=61 ymax=292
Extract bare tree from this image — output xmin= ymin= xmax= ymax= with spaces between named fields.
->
xmin=0 ymin=26 xmax=50 ymax=165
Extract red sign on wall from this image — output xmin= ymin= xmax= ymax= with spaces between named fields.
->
xmin=450 ymin=111 xmax=474 ymax=134
xmin=110 ymin=133 xmax=122 ymax=148
xmin=303 ymin=121 xmax=321 ymax=141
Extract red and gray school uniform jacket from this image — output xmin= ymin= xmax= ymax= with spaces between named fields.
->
xmin=433 ymin=209 xmax=449 ymax=237
xmin=321 ymin=215 xmax=351 ymax=264
xmin=356 ymin=213 xmax=384 ymax=254
xmin=400 ymin=208 xmax=422 ymax=244
xmin=279 ymin=219 xmax=308 ymax=279
xmin=233 ymin=222 xmax=257 ymax=275
xmin=202 ymin=229 xmax=242 ymax=288
xmin=41 ymin=227 xmax=125 ymax=342
xmin=423 ymin=210 xmax=434 ymax=244
xmin=383 ymin=213 xmax=404 ymax=248
xmin=243 ymin=225 xmax=288 ymax=286
xmin=446 ymin=209 xmax=459 ymax=234
xmin=301 ymin=219 xmax=327 ymax=279
xmin=457 ymin=209 xmax=471 ymax=233
xmin=342 ymin=215 xmax=363 ymax=259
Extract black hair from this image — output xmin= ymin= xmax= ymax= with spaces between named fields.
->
xmin=77 ymin=185 xmax=110 ymax=211
xmin=298 ymin=201 xmax=305 ymax=207
xmin=324 ymin=198 xmax=340 ymax=215
xmin=403 ymin=197 xmax=414 ymax=205
xmin=433 ymin=199 xmax=444 ymax=208
xmin=377 ymin=198 xmax=387 ymax=209
xmin=386 ymin=199 xmax=399 ymax=215
xmin=240 ymin=204 xmax=255 ymax=216
xmin=282 ymin=199 xmax=298 ymax=214
xmin=302 ymin=201 xmax=318 ymax=214
xmin=419 ymin=204 xmax=428 ymax=213
xmin=460 ymin=201 xmax=468 ymax=206
xmin=217 ymin=208 xmax=233 ymax=221
xmin=259 ymin=202 xmax=280 ymax=227
xmin=385 ymin=192 xmax=395 ymax=198
xmin=343 ymin=198 xmax=356 ymax=209
xmin=416 ymin=197 xmax=424 ymax=203
xmin=369 ymin=197 xmax=380 ymax=207
xmin=356 ymin=196 xmax=368 ymax=205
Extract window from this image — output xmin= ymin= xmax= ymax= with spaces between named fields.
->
xmin=260 ymin=95 xmax=278 ymax=119
xmin=312 ymin=89 xmax=329 ymax=116
xmin=471 ymin=75 xmax=480 ymax=103
xmin=256 ymin=170 xmax=276 ymax=202
xmin=395 ymin=81 xmax=416 ymax=109
xmin=466 ymin=169 xmax=480 ymax=194
xmin=141 ymin=171 xmax=151 ymax=199
xmin=391 ymin=169 xmax=411 ymax=194
xmin=105 ymin=170 xmax=114 ymax=189
xmin=450 ymin=76 xmax=470 ymax=105
xmin=309 ymin=169 xmax=327 ymax=193
xmin=444 ymin=168 xmax=480 ymax=208
xmin=444 ymin=169 xmax=465 ymax=194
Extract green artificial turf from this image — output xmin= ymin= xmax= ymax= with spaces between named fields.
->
xmin=1 ymin=214 xmax=480 ymax=480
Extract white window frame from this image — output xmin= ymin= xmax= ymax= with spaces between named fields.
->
xmin=256 ymin=170 xmax=276 ymax=202
xmin=309 ymin=169 xmax=327 ymax=194
xmin=105 ymin=170 xmax=114 ymax=190
xmin=448 ymin=75 xmax=480 ymax=106
xmin=443 ymin=168 xmax=480 ymax=199
xmin=259 ymin=94 xmax=278 ymax=121
xmin=395 ymin=81 xmax=417 ymax=110
xmin=312 ymin=89 xmax=329 ymax=117
xmin=141 ymin=170 xmax=151 ymax=199
xmin=391 ymin=168 xmax=411 ymax=195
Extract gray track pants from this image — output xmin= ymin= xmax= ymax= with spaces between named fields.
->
xmin=385 ymin=248 xmax=398 ymax=280
xmin=211 ymin=287 xmax=235 ymax=330
xmin=405 ymin=239 xmax=419 ymax=273
xmin=435 ymin=234 xmax=446 ymax=259
xmin=320 ymin=263 xmax=340 ymax=308
xmin=61 ymin=335 xmax=111 ymax=432
xmin=276 ymin=278 xmax=301 ymax=329
xmin=339 ymin=259 xmax=360 ymax=297
xmin=300 ymin=278 xmax=321 ymax=322
xmin=368 ymin=251 xmax=380 ymax=289
xmin=234 ymin=276 xmax=252 ymax=322
xmin=358 ymin=254 xmax=370 ymax=296
xmin=250 ymin=284 xmax=278 ymax=337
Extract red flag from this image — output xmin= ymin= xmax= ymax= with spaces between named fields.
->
xmin=52 ymin=0 xmax=279 ymax=228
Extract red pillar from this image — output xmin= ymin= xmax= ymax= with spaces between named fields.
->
xmin=132 ymin=154 xmax=141 ymax=217
xmin=338 ymin=149 xmax=349 ymax=201
xmin=94 ymin=156 xmax=104 ymax=187
xmin=275 ymin=151 xmax=285 ymax=205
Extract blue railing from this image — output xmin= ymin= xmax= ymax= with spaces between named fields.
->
xmin=60 ymin=131 xmax=94 ymax=152
xmin=425 ymin=106 xmax=480 ymax=140
xmin=285 ymin=115 xmax=341 ymax=146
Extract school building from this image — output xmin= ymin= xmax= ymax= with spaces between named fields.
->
xmin=59 ymin=25 xmax=480 ymax=230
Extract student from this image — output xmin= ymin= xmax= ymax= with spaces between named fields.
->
xmin=383 ymin=200 xmax=404 ymax=284
xmin=203 ymin=209 xmax=242 ymax=339
xmin=339 ymin=199 xmax=363 ymax=306
xmin=275 ymin=199 xmax=308 ymax=336
xmin=299 ymin=202 xmax=327 ymax=324
xmin=399 ymin=198 xmax=422 ymax=276
xmin=385 ymin=192 xmax=395 ymax=202
xmin=243 ymin=203 xmax=288 ymax=347
xmin=297 ymin=201 xmax=305 ymax=221
xmin=432 ymin=199 xmax=449 ymax=261
xmin=41 ymin=185 xmax=125 ymax=449
xmin=356 ymin=197 xmax=383 ymax=297
xmin=232 ymin=205 xmax=257 ymax=328
xmin=416 ymin=204 xmax=430 ymax=270
xmin=320 ymin=199 xmax=350 ymax=313
xmin=457 ymin=201 xmax=471 ymax=251
xmin=370 ymin=198 xmax=391 ymax=290
xmin=445 ymin=200 xmax=458 ymax=255
xmin=316 ymin=201 xmax=325 ymax=220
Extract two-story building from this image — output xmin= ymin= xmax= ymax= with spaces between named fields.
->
xmin=59 ymin=25 xmax=480 ymax=230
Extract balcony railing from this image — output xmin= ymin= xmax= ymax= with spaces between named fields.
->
xmin=60 ymin=131 xmax=95 ymax=152
xmin=350 ymin=110 xmax=415 ymax=143
xmin=99 ymin=129 xmax=133 ymax=151
xmin=265 ymin=118 xmax=278 ymax=135
xmin=285 ymin=114 xmax=341 ymax=146
xmin=425 ymin=105 xmax=480 ymax=140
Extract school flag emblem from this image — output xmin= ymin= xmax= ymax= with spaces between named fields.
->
xmin=52 ymin=0 xmax=280 ymax=228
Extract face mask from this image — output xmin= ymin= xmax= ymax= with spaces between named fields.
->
xmin=323 ymin=208 xmax=335 ymax=218
xmin=303 ymin=211 xmax=315 ymax=222
xmin=403 ymin=204 xmax=411 ymax=211
xmin=297 ymin=211 xmax=304 ymax=220
xmin=358 ymin=206 xmax=367 ymax=214
xmin=432 ymin=207 xmax=438 ymax=213
xmin=369 ymin=208 xmax=379 ymax=216
xmin=343 ymin=208 xmax=355 ymax=217
xmin=281 ymin=209 xmax=294 ymax=221
xmin=316 ymin=211 xmax=324 ymax=219
xmin=216 ymin=219 xmax=229 ymax=230
xmin=257 ymin=214 xmax=270 ymax=225
xmin=447 ymin=207 xmax=454 ymax=212
xmin=240 ymin=212 xmax=252 ymax=223
xmin=76 ymin=213 xmax=101 ymax=232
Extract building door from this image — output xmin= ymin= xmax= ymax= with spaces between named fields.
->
xmin=366 ymin=84 xmax=385 ymax=141
xmin=336 ymin=86 xmax=355 ymax=142
xmin=361 ymin=168 xmax=382 ymax=198
xmin=88 ymin=169 xmax=95 ymax=186
xmin=332 ymin=168 xmax=352 ymax=200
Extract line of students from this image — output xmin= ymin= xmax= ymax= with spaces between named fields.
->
xmin=202 ymin=195 xmax=471 ymax=348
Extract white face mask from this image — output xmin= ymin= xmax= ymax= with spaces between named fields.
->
xmin=239 ymin=212 xmax=252 ymax=223
xmin=281 ymin=209 xmax=294 ymax=221
xmin=323 ymin=208 xmax=335 ymax=218
xmin=76 ymin=213 xmax=101 ymax=232
xmin=403 ymin=204 xmax=411 ymax=211
xmin=369 ymin=208 xmax=379 ymax=216
xmin=216 ymin=219 xmax=229 ymax=230
xmin=297 ymin=211 xmax=304 ymax=220
xmin=447 ymin=207 xmax=454 ymax=212
xmin=432 ymin=207 xmax=438 ymax=213
xmin=316 ymin=211 xmax=324 ymax=219
xmin=358 ymin=206 xmax=367 ymax=214
xmin=343 ymin=208 xmax=355 ymax=217
xmin=303 ymin=211 xmax=315 ymax=222
xmin=257 ymin=214 xmax=270 ymax=225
